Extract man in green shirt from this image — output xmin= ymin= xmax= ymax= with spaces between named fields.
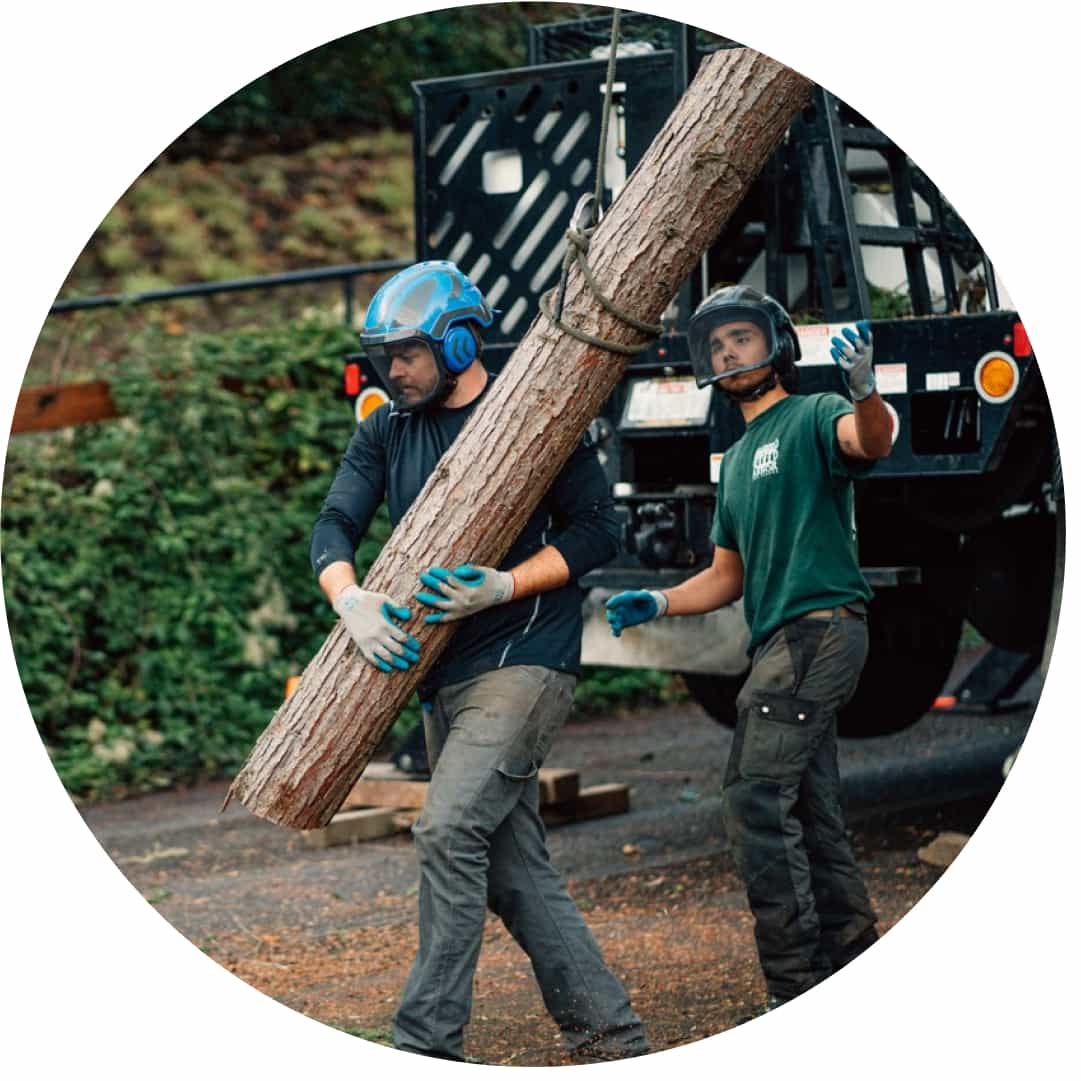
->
xmin=606 ymin=285 xmax=894 ymax=1011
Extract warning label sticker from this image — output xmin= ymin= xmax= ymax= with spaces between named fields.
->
xmin=875 ymin=363 xmax=908 ymax=396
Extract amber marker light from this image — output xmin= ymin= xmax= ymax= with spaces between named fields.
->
xmin=355 ymin=387 xmax=390 ymax=423
xmin=975 ymin=351 xmax=1020 ymax=403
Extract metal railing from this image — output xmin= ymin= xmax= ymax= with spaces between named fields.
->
xmin=48 ymin=258 xmax=413 ymax=327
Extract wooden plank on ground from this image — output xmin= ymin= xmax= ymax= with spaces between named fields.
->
xmin=538 ymin=767 xmax=580 ymax=805
xmin=361 ymin=762 xmax=416 ymax=781
xmin=392 ymin=810 xmax=421 ymax=831
xmin=342 ymin=765 xmax=582 ymax=812
xmin=342 ymin=775 xmax=430 ymax=812
xmin=317 ymin=778 xmax=624 ymax=846
xmin=302 ymin=807 xmax=401 ymax=848
xmin=542 ymin=784 xmax=631 ymax=828
xmin=12 ymin=381 xmax=118 ymax=434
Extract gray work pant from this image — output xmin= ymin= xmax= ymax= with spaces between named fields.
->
xmin=721 ymin=611 xmax=879 ymax=1003
xmin=392 ymin=664 xmax=648 ymax=1061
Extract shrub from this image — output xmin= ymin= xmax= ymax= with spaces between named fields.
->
xmin=4 ymin=314 xmax=677 ymax=799
xmin=4 ymin=316 xmax=370 ymax=798
xmin=573 ymin=667 xmax=684 ymax=716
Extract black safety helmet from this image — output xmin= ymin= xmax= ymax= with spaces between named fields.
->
xmin=688 ymin=284 xmax=800 ymax=398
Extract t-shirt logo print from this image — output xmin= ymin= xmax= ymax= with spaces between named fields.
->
xmin=752 ymin=438 xmax=780 ymax=481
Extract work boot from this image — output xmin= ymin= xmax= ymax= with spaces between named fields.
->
xmin=565 ymin=1022 xmax=651 ymax=1062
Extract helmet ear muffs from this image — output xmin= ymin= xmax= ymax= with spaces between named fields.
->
xmin=442 ymin=324 xmax=478 ymax=374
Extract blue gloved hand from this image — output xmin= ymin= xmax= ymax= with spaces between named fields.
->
xmin=605 ymin=590 xmax=669 ymax=637
xmin=333 ymin=585 xmax=421 ymax=673
xmin=830 ymin=320 xmax=876 ymax=401
xmin=416 ymin=563 xmax=515 ymax=624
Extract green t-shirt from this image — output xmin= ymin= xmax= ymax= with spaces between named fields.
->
xmin=711 ymin=392 xmax=874 ymax=651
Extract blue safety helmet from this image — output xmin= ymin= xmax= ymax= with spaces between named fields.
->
xmin=360 ymin=261 xmax=495 ymax=410
xmin=688 ymin=284 xmax=800 ymax=397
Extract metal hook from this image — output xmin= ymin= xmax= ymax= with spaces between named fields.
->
xmin=554 ymin=193 xmax=602 ymax=322
xmin=572 ymin=191 xmax=600 ymax=233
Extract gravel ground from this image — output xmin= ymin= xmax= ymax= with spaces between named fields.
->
xmin=78 ymin=665 xmax=1033 ymax=1066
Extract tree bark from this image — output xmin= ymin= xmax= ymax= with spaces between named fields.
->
xmin=225 ymin=47 xmax=813 ymax=829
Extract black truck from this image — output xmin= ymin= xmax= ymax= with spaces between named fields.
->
xmin=348 ymin=12 xmax=1061 ymax=738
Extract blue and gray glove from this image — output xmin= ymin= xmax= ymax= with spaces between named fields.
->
xmin=830 ymin=320 xmax=876 ymax=401
xmin=416 ymin=564 xmax=515 ymax=624
xmin=333 ymin=585 xmax=420 ymax=673
xmin=605 ymin=590 xmax=669 ymax=637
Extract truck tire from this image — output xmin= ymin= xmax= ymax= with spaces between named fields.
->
xmin=964 ymin=514 xmax=1056 ymax=653
xmin=839 ymin=583 xmax=966 ymax=737
xmin=682 ymin=671 xmax=746 ymax=726
xmin=686 ymin=582 xmax=966 ymax=737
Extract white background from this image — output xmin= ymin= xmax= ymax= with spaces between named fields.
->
xmin=2 ymin=1 xmax=1075 ymax=1077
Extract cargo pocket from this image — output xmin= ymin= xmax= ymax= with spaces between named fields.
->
xmin=495 ymin=712 xmax=542 ymax=783
xmin=495 ymin=748 xmax=539 ymax=783
xmin=738 ymin=691 xmax=819 ymax=784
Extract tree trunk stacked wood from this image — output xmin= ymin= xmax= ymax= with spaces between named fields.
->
xmin=225 ymin=47 xmax=813 ymax=828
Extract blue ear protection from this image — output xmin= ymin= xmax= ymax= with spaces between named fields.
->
xmin=442 ymin=324 xmax=478 ymax=374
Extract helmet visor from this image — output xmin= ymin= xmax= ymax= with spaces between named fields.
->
xmin=688 ymin=306 xmax=778 ymax=388
xmin=365 ymin=336 xmax=445 ymax=412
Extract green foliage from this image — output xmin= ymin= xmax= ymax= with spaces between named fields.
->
xmin=3 ymin=315 xmax=375 ymax=799
xmin=868 ymin=282 xmax=914 ymax=320
xmin=186 ymin=5 xmax=583 ymax=141
xmin=5 ymin=315 xmax=677 ymax=800
xmin=573 ymin=667 xmax=684 ymax=715
xmin=54 ymin=131 xmax=415 ymax=305
xmin=783 ymin=284 xmax=916 ymax=327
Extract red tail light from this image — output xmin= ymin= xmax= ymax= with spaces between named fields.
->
xmin=344 ymin=363 xmax=364 ymax=397
xmin=1012 ymin=322 xmax=1032 ymax=358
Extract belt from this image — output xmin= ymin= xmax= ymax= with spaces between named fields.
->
xmin=800 ymin=605 xmax=864 ymax=620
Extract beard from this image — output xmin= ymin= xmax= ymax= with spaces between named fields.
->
xmin=391 ymin=370 xmax=456 ymax=411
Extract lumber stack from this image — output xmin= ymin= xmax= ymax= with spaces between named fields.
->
xmin=302 ymin=763 xmax=630 ymax=848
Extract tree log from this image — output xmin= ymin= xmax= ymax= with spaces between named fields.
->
xmin=225 ymin=47 xmax=813 ymax=828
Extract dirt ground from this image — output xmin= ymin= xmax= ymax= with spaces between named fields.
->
xmin=195 ymin=799 xmax=982 ymax=1066
xmin=80 ymin=688 xmax=1024 ymax=1067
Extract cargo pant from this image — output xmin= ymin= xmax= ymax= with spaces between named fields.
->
xmin=392 ymin=664 xmax=648 ymax=1061
xmin=721 ymin=609 xmax=879 ymax=1004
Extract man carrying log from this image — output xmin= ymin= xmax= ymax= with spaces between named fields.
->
xmin=606 ymin=285 xmax=894 ymax=1012
xmin=310 ymin=260 xmax=649 ymax=1061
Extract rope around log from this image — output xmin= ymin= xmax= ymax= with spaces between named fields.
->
xmin=539 ymin=216 xmax=664 ymax=355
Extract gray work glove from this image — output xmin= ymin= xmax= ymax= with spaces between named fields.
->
xmin=333 ymin=585 xmax=420 ymax=673
xmin=830 ymin=320 xmax=876 ymax=401
xmin=415 ymin=564 xmax=515 ymax=624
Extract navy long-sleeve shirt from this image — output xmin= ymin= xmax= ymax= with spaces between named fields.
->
xmin=310 ymin=374 xmax=621 ymax=695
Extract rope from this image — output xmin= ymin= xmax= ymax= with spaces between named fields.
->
xmin=592 ymin=9 xmax=621 ymax=223
xmin=539 ymin=8 xmax=664 ymax=356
